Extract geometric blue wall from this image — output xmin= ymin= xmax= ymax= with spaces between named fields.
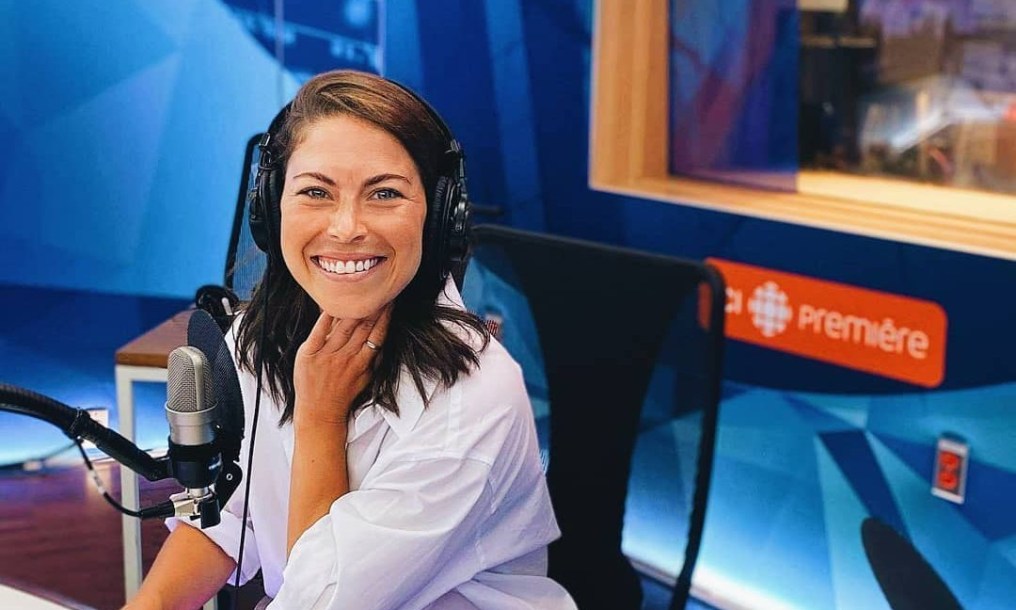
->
xmin=390 ymin=3 xmax=1016 ymax=608
xmin=3 ymin=1 xmax=1015 ymax=608
xmin=0 ymin=1 xmax=291 ymax=297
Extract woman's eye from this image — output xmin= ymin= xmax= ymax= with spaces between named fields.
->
xmin=373 ymin=187 xmax=403 ymax=201
xmin=299 ymin=187 xmax=328 ymax=199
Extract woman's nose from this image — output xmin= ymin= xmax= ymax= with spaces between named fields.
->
xmin=326 ymin=203 xmax=367 ymax=242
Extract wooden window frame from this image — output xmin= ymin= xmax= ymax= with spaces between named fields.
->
xmin=590 ymin=0 xmax=1016 ymax=260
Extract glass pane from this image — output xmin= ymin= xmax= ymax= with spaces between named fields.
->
xmin=668 ymin=0 xmax=800 ymax=191
xmin=800 ymin=0 xmax=1016 ymax=195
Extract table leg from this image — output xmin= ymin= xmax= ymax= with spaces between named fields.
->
xmin=115 ymin=364 xmax=216 ymax=610
xmin=115 ymin=365 xmax=143 ymax=604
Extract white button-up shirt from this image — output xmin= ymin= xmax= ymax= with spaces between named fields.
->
xmin=168 ymin=286 xmax=576 ymax=610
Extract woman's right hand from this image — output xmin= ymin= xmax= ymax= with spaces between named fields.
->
xmin=292 ymin=305 xmax=391 ymax=427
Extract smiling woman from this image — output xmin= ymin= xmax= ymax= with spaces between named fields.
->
xmin=237 ymin=70 xmax=487 ymax=427
xmin=125 ymin=70 xmax=577 ymax=610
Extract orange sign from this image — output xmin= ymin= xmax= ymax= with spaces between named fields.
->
xmin=708 ymin=258 xmax=947 ymax=387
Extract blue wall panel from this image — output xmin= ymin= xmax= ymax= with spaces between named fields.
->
xmin=0 ymin=0 xmax=291 ymax=297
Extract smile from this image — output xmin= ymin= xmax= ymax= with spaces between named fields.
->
xmin=313 ymin=256 xmax=384 ymax=276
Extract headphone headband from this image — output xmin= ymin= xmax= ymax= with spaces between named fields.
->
xmin=389 ymin=81 xmax=458 ymax=150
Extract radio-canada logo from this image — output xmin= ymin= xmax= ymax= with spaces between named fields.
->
xmin=748 ymin=281 xmax=792 ymax=337
xmin=707 ymin=258 xmax=948 ymax=388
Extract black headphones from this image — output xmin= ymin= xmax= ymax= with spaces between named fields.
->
xmin=247 ymin=78 xmax=472 ymax=292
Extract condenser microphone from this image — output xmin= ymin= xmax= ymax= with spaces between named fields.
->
xmin=165 ymin=345 xmax=223 ymax=527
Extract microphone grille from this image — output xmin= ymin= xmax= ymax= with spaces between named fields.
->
xmin=168 ymin=346 xmax=212 ymax=413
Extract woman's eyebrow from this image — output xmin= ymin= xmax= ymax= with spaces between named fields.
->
xmin=364 ymin=173 xmax=411 ymax=187
xmin=292 ymin=171 xmax=336 ymax=185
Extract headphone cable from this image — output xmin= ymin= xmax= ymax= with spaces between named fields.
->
xmin=232 ymin=262 xmax=269 ymax=609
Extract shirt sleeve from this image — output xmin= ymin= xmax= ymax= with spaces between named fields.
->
xmin=165 ymin=481 xmax=262 ymax=586
xmin=269 ymin=456 xmax=493 ymax=610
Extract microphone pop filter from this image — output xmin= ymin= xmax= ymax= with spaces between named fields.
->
xmin=187 ymin=309 xmax=245 ymax=463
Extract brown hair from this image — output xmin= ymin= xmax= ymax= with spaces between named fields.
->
xmin=235 ymin=70 xmax=489 ymax=424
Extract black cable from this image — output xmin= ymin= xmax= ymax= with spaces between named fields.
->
xmin=75 ymin=439 xmax=145 ymax=517
xmin=233 ymin=263 xmax=269 ymax=609
xmin=74 ymin=439 xmax=176 ymax=520
xmin=0 ymin=398 xmax=175 ymax=519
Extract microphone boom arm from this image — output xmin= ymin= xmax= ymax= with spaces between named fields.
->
xmin=0 ymin=383 xmax=169 ymax=482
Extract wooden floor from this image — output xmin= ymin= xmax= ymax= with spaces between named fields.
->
xmin=0 ymin=458 xmax=262 ymax=610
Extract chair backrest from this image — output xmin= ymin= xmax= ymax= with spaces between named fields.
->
xmin=224 ymin=133 xmax=269 ymax=301
xmin=461 ymin=225 xmax=726 ymax=610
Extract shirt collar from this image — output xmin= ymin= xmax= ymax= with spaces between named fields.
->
xmin=349 ymin=278 xmax=463 ymax=441
xmin=349 ymin=359 xmax=439 ymax=441
xmin=437 ymin=276 xmax=466 ymax=309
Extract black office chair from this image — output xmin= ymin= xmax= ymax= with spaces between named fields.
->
xmin=461 ymin=225 xmax=726 ymax=610
xmin=224 ymin=133 xmax=269 ymax=302
xmin=189 ymin=134 xmax=265 ymax=333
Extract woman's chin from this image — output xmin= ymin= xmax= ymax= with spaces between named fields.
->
xmin=319 ymin=299 xmax=386 ymax=321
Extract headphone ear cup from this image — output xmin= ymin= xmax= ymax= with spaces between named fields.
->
xmin=248 ymin=183 xmax=270 ymax=253
xmin=249 ymin=165 xmax=283 ymax=254
xmin=446 ymin=183 xmax=470 ymax=265
xmin=426 ymin=176 xmax=456 ymax=282
xmin=249 ymin=104 xmax=292 ymax=255
xmin=266 ymin=166 xmax=284 ymax=245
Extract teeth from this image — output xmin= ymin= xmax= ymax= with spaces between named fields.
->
xmin=316 ymin=257 xmax=380 ymax=275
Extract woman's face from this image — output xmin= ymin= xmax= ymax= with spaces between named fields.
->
xmin=280 ymin=114 xmax=427 ymax=320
